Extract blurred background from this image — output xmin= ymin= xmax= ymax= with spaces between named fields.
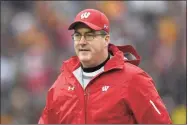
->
xmin=1 ymin=1 xmax=187 ymax=124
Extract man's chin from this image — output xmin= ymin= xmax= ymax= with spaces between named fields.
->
xmin=78 ymin=56 xmax=91 ymax=62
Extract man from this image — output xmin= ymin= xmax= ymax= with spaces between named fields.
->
xmin=38 ymin=9 xmax=172 ymax=124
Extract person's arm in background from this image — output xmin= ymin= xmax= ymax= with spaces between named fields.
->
xmin=127 ymin=71 xmax=172 ymax=123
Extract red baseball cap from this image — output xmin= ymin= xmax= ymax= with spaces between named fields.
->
xmin=68 ymin=9 xmax=110 ymax=33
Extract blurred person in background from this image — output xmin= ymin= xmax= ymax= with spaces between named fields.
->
xmin=38 ymin=9 xmax=172 ymax=124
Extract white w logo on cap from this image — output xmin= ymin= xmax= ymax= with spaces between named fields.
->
xmin=81 ymin=12 xmax=91 ymax=19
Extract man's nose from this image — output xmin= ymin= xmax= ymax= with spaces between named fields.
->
xmin=79 ymin=36 xmax=87 ymax=44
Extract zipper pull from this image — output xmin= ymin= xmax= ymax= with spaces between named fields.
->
xmin=84 ymin=91 xmax=87 ymax=96
xmin=84 ymin=89 xmax=89 ymax=96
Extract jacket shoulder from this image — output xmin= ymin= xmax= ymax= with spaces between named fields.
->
xmin=49 ymin=70 xmax=68 ymax=91
xmin=123 ymin=62 xmax=145 ymax=78
xmin=123 ymin=62 xmax=154 ymax=87
xmin=45 ymin=72 xmax=65 ymax=104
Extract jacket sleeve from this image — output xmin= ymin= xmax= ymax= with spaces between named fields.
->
xmin=38 ymin=107 xmax=48 ymax=124
xmin=38 ymin=88 xmax=57 ymax=124
xmin=127 ymin=71 xmax=172 ymax=124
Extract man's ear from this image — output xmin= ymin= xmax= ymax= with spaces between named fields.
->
xmin=105 ymin=35 xmax=110 ymax=47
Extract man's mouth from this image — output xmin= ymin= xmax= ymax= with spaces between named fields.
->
xmin=79 ymin=49 xmax=90 ymax=51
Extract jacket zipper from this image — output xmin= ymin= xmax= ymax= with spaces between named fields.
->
xmin=83 ymin=70 xmax=115 ymax=123
xmin=84 ymin=88 xmax=89 ymax=124
xmin=84 ymin=91 xmax=87 ymax=124
xmin=70 ymin=67 xmax=120 ymax=123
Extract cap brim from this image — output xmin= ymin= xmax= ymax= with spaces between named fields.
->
xmin=68 ymin=21 xmax=102 ymax=31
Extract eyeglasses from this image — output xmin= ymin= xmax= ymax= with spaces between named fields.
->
xmin=71 ymin=33 xmax=107 ymax=41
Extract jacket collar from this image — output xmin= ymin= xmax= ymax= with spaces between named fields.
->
xmin=61 ymin=43 xmax=141 ymax=73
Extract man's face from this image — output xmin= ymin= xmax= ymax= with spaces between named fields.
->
xmin=73 ymin=24 xmax=109 ymax=67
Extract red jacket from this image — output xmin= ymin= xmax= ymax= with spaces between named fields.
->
xmin=38 ymin=44 xmax=172 ymax=124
